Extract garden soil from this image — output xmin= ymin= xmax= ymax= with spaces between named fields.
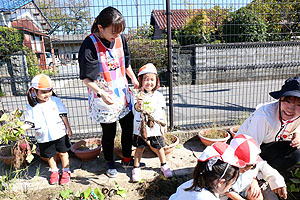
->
xmin=0 ymin=132 xmax=206 ymax=200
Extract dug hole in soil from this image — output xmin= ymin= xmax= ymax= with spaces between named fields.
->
xmin=0 ymin=132 xmax=205 ymax=200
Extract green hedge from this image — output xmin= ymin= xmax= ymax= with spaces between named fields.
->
xmin=0 ymin=26 xmax=24 ymax=56
xmin=0 ymin=26 xmax=40 ymax=77
xmin=222 ymin=7 xmax=268 ymax=43
xmin=128 ymin=38 xmax=170 ymax=71
xmin=174 ymin=11 xmax=211 ymax=45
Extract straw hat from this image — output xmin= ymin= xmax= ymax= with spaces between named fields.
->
xmin=269 ymin=77 xmax=300 ymax=99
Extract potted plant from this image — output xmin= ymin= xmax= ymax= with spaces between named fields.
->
xmin=228 ymin=125 xmax=241 ymax=138
xmin=71 ymin=138 xmax=102 ymax=161
xmin=198 ymin=126 xmax=230 ymax=146
xmin=228 ymin=113 xmax=250 ymax=137
xmin=0 ymin=109 xmax=35 ymax=169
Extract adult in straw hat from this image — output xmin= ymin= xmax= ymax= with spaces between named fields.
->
xmin=236 ymin=77 xmax=300 ymax=176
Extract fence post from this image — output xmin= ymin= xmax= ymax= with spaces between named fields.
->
xmin=166 ymin=0 xmax=173 ymax=130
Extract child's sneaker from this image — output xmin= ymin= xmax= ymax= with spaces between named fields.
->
xmin=161 ymin=164 xmax=172 ymax=178
xmin=121 ymin=158 xmax=146 ymax=168
xmin=106 ymin=161 xmax=117 ymax=178
xmin=60 ymin=171 xmax=71 ymax=185
xmin=132 ymin=167 xmax=141 ymax=182
xmin=49 ymin=171 xmax=59 ymax=185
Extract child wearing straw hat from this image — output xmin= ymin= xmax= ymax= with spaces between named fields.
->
xmin=22 ymin=74 xmax=72 ymax=185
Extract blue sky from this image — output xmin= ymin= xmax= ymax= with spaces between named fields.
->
xmin=89 ymin=0 xmax=252 ymax=30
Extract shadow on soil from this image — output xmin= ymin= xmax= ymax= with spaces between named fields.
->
xmin=140 ymin=172 xmax=193 ymax=200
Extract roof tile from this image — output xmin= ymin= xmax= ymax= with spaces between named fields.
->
xmin=151 ymin=9 xmax=224 ymax=31
xmin=0 ymin=0 xmax=32 ymax=12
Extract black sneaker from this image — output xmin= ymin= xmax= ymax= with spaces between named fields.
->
xmin=121 ymin=158 xmax=146 ymax=168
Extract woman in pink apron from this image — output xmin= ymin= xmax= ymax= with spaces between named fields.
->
xmin=79 ymin=6 xmax=140 ymax=178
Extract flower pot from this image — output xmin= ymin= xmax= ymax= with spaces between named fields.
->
xmin=36 ymin=147 xmax=61 ymax=163
xmin=148 ymin=135 xmax=179 ymax=157
xmin=198 ymin=129 xmax=230 ymax=146
xmin=0 ymin=142 xmax=32 ymax=168
xmin=228 ymin=125 xmax=240 ymax=138
xmin=71 ymin=138 xmax=102 ymax=161
xmin=0 ymin=145 xmax=15 ymax=166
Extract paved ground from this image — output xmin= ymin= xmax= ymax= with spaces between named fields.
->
xmin=0 ymin=131 xmax=205 ymax=197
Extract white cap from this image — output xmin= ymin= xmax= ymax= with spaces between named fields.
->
xmin=138 ymin=63 xmax=157 ymax=76
xmin=30 ymin=74 xmax=53 ymax=90
xmin=230 ymin=134 xmax=261 ymax=165
xmin=198 ymin=142 xmax=244 ymax=168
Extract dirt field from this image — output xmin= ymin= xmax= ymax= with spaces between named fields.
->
xmin=0 ymin=132 xmax=203 ymax=200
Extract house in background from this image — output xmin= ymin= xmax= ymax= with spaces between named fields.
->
xmin=150 ymin=9 xmax=223 ymax=40
xmin=45 ymin=34 xmax=87 ymax=64
xmin=0 ymin=0 xmax=53 ymax=69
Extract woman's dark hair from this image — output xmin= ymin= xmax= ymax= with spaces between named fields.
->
xmin=138 ymin=74 xmax=160 ymax=92
xmin=184 ymin=159 xmax=239 ymax=194
xmin=91 ymin=6 xmax=125 ymax=34
xmin=280 ymin=96 xmax=300 ymax=102
xmin=27 ymin=88 xmax=57 ymax=107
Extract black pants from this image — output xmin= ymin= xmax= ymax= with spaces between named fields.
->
xmin=260 ymin=141 xmax=300 ymax=173
xmin=100 ymin=111 xmax=133 ymax=161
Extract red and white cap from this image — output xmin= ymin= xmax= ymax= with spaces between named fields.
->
xmin=230 ymin=134 xmax=261 ymax=166
xmin=138 ymin=63 xmax=157 ymax=76
xmin=198 ymin=142 xmax=244 ymax=168
xmin=30 ymin=74 xmax=53 ymax=90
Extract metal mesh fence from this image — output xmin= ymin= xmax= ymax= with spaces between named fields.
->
xmin=0 ymin=0 xmax=300 ymax=139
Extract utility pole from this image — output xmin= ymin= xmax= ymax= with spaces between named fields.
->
xmin=136 ymin=0 xmax=139 ymax=28
xmin=166 ymin=0 xmax=173 ymax=130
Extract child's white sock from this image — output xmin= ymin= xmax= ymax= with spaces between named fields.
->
xmin=49 ymin=168 xmax=58 ymax=172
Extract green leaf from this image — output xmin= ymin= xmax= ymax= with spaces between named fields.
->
xmin=294 ymin=168 xmax=300 ymax=178
xmin=289 ymin=178 xmax=300 ymax=184
xmin=26 ymin=154 xmax=34 ymax=163
xmin=144 ymin=106 xmax=152 ymax=113
xmin=74 ymin=191 xmax=81 ymax=197
xmin=60 ymin=189 xmax=72 ymax=199
xmin=16 ymin=110 xmax=23 ymax=118
xmin=114 ymin=181 xmax=127 ymax=198
xmin=0 ymin=113 xmax=9 ymax=122
xmin=117 ymin=188 xmax=127 ymax=198
xmin=16 ymin=121 xmax=23 ymax=126
xmin=31 ymin=144 xmax=36 ymax=153
xmin=94 ymin=188 xmax=105 ymax=200
xmin=83 ymin=187 xmax=92 ymax=199
xmin=290 ymin=184 xmax=298 ymax=192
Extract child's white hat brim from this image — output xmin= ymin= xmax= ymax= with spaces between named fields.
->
xmin=138 ymin=63 xmax=157 ymax=76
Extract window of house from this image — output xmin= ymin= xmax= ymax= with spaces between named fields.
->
xmin=30 ymin=35 xmax=42 ymax=52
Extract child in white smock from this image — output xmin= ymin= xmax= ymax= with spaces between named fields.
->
xmin=22 ymin=74 xmax=72 ymax=185
xmin=131 ymin=63 xmax=172 ymax=182
xmin=221 ymin=134 xmax=287 ymax=200
xmin=169 ymin=142 xmax=241 ymax=200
